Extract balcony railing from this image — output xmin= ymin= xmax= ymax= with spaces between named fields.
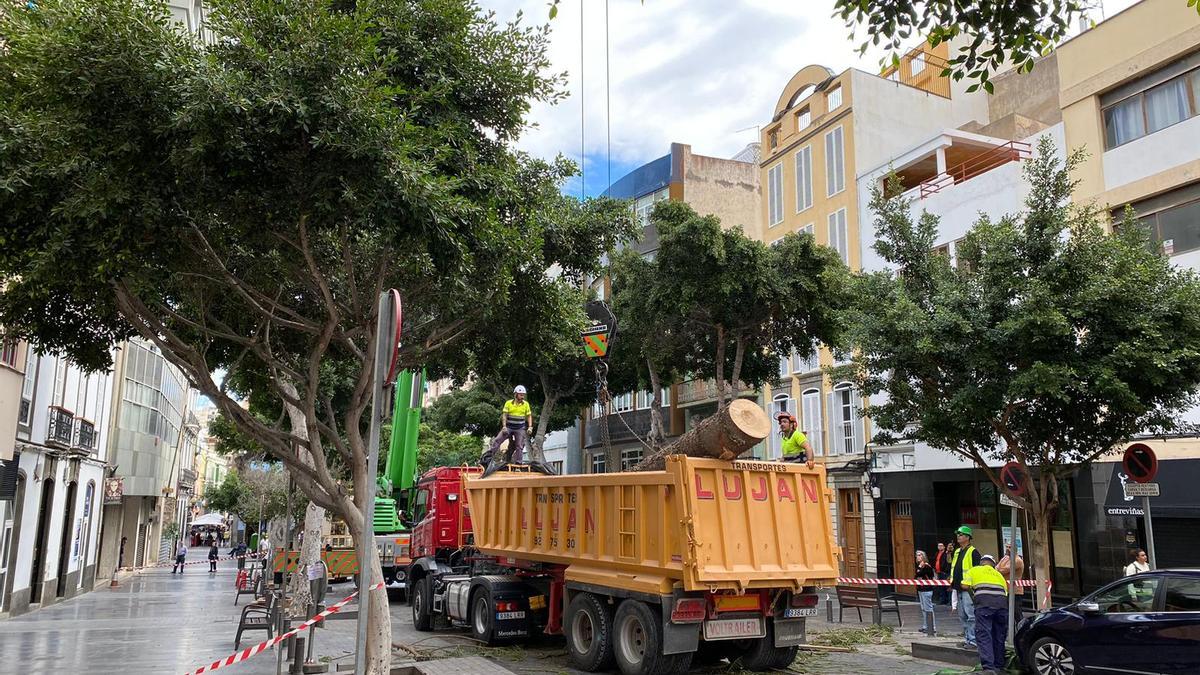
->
xmin=674 ymin=379 xmax=751 ymax=406
xmin=881 ymin=51 xmax=951 ymax=99
xmin=75 ymin=418 xmax=97 ymax=451
xmin=46 ymin=406 xmax=75 ymax=448
xmin=918 ymin=140 xmax=1032 ymax=198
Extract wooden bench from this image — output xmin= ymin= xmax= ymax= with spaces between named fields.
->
xmin=235 ymin=590 xmax=278 ymax=650
xmin=835 ymin=583 xmax=902 ymax=626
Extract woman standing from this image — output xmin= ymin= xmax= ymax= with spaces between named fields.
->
xmin=1124 ymin=549 xmax=1151 ymax=576
xmin=916 ymin=550 xmax=937 ymax=635
xmin=208 ymin=540 xmax=220 ymax=573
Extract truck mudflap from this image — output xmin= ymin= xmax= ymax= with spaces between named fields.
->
xmin=773 ymin=617 xmax=806 ymax=647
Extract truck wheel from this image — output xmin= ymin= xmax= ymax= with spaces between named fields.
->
xmin=411 ymin=576 xmax=433 ymax=631
xmin=565 ymin=592 xmax=615 ymax=672
xmin=693 ymin=640 xmax=746 ymax=666
xmin=470 ymin=588 xmax=499 ymax=645
xmin=737 ymin=620 xmax=798 ymax=672
xmin=612 ymin=600 xmax=692 ymax=675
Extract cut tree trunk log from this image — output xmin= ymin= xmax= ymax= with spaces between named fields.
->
xmin=631 ymin=398 xmax=770 ymax=471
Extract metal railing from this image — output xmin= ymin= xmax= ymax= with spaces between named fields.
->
xmin=75 ymin=418 xmax=97 ymax=451
xmin=918 ymin=140 xmax=1033 ymax=198
xmin=46 ymin=406 xmax=74 ymax=447
xmin=881 ymin=51 xmax=951 ymax=99
xmin=675 ymin=379 xmax=750 ymax=406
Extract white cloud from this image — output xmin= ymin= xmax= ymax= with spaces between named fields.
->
xmin=480 ymin=0 xmax=1143 ymax=180
xmin=480 ymin=0 xmax=884 ymax=173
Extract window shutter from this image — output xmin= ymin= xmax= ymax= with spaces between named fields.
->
xmin=826 ymin=391 xmax=838 ymax=456
xmin=850 ymin=389 xmax=863 ymax=455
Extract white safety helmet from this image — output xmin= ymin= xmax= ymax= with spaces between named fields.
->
xmin=514 ymin=385 xmax=527 ymax=395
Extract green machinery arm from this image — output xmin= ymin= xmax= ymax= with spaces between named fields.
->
xmin=375 ymin=369 xmax=424 ymax=534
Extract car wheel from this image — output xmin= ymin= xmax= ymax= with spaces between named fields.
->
xmin=612 ymin=600 xmax=692 ymax=675
xmin=470 ymin=588 xmax=499 ymax=645
xmin=565 ymin=592 xmax=615 ymax=672
xmin=411 ymin=576 xmax=433 ymax=631
xmin=1030 ymin=637 xmax=1076 ymax=675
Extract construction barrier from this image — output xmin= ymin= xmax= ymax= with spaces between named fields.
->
xmin=184 ymin=581 xmax=386 ymax=675
xmin=271 ymin=548 xmax=360 ymax=576
xmin=836 ymin=576 xmax=1038 ymax=587
xmin=154 ymin=552 xmax=266 ymax=569
xmin=835 ymin=577 xmax=1055 ymax=608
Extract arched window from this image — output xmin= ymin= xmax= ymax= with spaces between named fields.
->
xmin=769 ymin=392 xmax=795 ymax=460
xmin=801 ymin=389 xmax=823 ymax=457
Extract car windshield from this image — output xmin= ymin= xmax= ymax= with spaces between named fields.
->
xmin=1088 ymin=577 xmax=1161 ymax=613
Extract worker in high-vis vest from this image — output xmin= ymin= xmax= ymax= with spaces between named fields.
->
xmin=775 ymin=412 xmax=815 ymax=469
xmin=950 ymin=525 xmax=982 ymax=649
xmin=962 ymin=554 xmax=1009 ymax=674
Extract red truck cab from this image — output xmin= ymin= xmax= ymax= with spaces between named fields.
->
xmin=409 ymin=466 xmax=478 ymax=560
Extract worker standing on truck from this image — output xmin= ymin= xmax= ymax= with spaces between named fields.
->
xmin=482 ymin=385 xmax=534 ymax=466
xmin=776 ymin=412 xmax=815 ymax=469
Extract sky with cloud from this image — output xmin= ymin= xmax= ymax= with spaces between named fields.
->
xmin=478 ymin=0 xmax=1139 ymax=199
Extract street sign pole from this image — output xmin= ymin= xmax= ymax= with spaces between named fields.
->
xmin=1143 ymin=495 xmax=1156 ymax=569
xmin=354 ymin=291 xmax=402 ymax=675
xmin=1008 ymin=502 xmax=1018 ymax=645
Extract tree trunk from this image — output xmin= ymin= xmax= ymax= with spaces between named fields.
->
xmin=281 ymin=382 xmax=326 ymax=617
xmin=1029 ymin=473 xmax=1059 ymax=612
xmin=530 ymin=385 xmax=557 ymax=465
xmin=647 ymin=360 xmax=666 ymax=448
xmin=632 ymin=398 xmax=770 ymax=471
xmin=343 ymin=498 xmax=390 ymax=674
xmin=714 ymin=325 xmax=728 ymax=407
xmin=730 ymin=336 xmax=746 ymax=401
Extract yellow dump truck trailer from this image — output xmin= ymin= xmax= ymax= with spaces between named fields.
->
xmin=406 ymin=456 xmax=839 ymax=675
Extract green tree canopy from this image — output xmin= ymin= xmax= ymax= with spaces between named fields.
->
xmin=848 ymin=136 xmax=1200 ymax=591
xmin=204 ymin=467 xmax=291 ymax=531
xmin=0 ymin=1 xmax=593 ymax=663
xmin=613 ymin=201 xmax=851 ymax=408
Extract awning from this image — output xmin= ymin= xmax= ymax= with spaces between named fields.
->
xmin=190 ymin=513 xmax=228 ymax=527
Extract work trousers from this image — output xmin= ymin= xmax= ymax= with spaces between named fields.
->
xmin=486 ymin=426 xmax=527 ymax=464
xmin=974 ymin=604 xmax=1009 ymax=672
xmin=957 ymin=589 xmax=976 ymax=645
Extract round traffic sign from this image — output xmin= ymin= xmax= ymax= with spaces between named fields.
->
xmin=1000 ymin=461 xmax=1027 ymax=497
xmin=377 ymin=289 xmax=404 ymax=386
xmin=1122 ymin=443 xmax=1158 ymax=484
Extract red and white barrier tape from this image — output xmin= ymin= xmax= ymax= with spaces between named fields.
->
xmin=1042 ymin=580 xmax=1053 ymax=609
xmin=837 ymin=576 xmax=1038 ymax=587
xmin=155 ymin=553 xmax=266 ymax=568
xmin=185 ymin=581 xmax=386 ymax=675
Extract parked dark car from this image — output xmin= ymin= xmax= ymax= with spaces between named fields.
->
xmin=1015 ymin=569 xmax=1200 ymax=674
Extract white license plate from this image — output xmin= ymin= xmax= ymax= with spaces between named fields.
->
xmin=496 ymin=611 xmax=526 ymax=620
xmin=703 ymin=617 xmax=765 ymax=640
xmin=784 ymin=607 xmax=818 ymax=618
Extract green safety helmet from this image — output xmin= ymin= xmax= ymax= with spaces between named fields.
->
xmin=956 ymin=525 xmax=973 ymax=538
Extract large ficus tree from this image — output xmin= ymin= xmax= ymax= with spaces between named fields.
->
xmin=849 ymin=137 xmax=1200 ymax=600
xmin=0 ymin=0 xmax=591 ymax=668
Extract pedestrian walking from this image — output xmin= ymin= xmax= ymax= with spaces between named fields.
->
xmin=950 ymin=525 xmax=981 ymax=649
xmin=933 ymin=541 xmax=950 ymax=605
xmin=230 ymin=541 xmax=248 ymax=570
xmin=963 ymin=554 xmax=1009 ymax=674
xmin=997 ymin=542 xmax=1025 ymax=623
xmin=1125 ymin=548 xmax=1151 ymax=576
xmin=208 ymin=541 xmax=219 ymax=573
xmin=915 ymin=550 xmax=936 ymax=635
xmin=172 ymin=542 xmax=188 ymax=574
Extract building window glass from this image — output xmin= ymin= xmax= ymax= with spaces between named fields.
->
xmin=1102 ymin=61 xmax=1200 ymax=149
xmin=768 ymin=127 xmax=780 ymax=149
xmin=801 ymin=389 xmax=822 ymax=456
xmin=826 ymin=86 xmax=842 ymax=111
xmin=613 ymin=392 xmax=634 ymax=413
xmin=634 ymin=189 xmax=668 ymax=229
xmin=1124 ymin=187 xmax=1200 ymax=257
xmin=768 ymin=164 xmax=784 ymax=226
xmin=591 ymin=452 xmax=607 ymax=474
xmin=825 ymin=126 xmax=845 ymax=196
xmin=778 ymin=356 xmax=789 ymax=378
xmin=621 ymin=448 xmax=643 ymax=470
xmin=832 ymin=384 xmax=856 ymax=455
xmin=796 ymin=108 xmax=811 ymax=131
xmin=0 ymin=339 xmax=17 ymax=368
xmin=793 ymin=349 xmax=819 ymax=374
xmin=828 ymin=208 xmax=849 ymax=265
xmin=795 ymin=146 xmax=813 ymax=213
